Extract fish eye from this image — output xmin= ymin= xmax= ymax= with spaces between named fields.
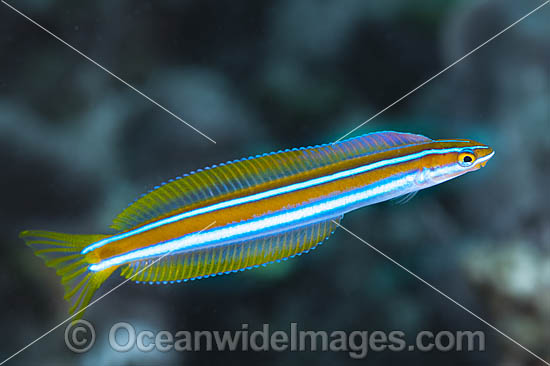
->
xmin=458 ymin=150 xmax=476 ymax=167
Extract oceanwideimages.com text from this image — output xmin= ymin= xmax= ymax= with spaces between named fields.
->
xmin=65 ymin=320 xmax=485 ymax=358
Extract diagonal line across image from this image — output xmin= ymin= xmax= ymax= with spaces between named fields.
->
xmin=1 ymin=0 xmax=217 ymax=144
xmin=334 ymin=0 xmax=549 ymax=143
xmin=0 ymin=0 xmax=548 ymax=365
xmin=333 ymin=220 xmax=549 ymax=366
xmin=0 ymin=221 xmax=217 ymax=366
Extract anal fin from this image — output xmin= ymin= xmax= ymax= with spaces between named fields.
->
xmin=120 ymin=216 xmax=343 ymax=284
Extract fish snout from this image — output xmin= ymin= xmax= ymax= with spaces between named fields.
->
xmin=476 ymin=148 xmax=495 ymax=168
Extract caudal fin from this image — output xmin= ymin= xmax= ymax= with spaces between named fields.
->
xmin=20 ymin=230 xmax=117 ymax=320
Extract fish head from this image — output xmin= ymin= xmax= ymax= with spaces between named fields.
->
xmin=415 ymin=139 xmax=495 ymax=186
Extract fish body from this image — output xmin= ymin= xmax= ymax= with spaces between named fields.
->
xmin=21 ymin=131 xmax=494 ymax=318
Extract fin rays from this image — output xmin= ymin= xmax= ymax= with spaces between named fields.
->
xmin=111 ymin=131 xmax=431 ymax=231
xmin=20 ymin=230 xmax=116 ymax=319
xmin=120 ymin=217 xmax=343 ymax=284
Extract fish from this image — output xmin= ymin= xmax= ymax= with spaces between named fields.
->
xmin=20 ymin=131 xmax=494 ymax=319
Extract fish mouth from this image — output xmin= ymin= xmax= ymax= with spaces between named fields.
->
xmin=476 ymin=150 xmax=495 ymax=168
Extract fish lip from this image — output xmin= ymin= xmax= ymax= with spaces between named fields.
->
xmin=476 ymin=150 xmax=495 ymax=168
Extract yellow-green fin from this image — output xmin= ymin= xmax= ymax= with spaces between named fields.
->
xmin=20 ymin=230 xmax=117 ymax=319
xmin=120 ymin=216 xmax=343 ymax=284
xmin=111 ymin=131 xmax=431 ymax=231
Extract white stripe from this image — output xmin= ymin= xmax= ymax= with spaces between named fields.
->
xmin=91 ymin=148 xmax=495 ymax=272
xmin=83 ymin=145 xmax=490 ymax=254
xmin=89 ymin=174 xmax=415 ymax=271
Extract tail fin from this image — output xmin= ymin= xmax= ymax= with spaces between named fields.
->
xmin=20 ymin=230 xmax=117 ymax=320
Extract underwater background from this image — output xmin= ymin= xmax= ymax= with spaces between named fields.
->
xmin=1 ymin=0 xmax=549 ymax=365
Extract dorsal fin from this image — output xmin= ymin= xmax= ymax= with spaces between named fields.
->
xmin=111 ymin=131 xmax=431 ymax=231
xmin=120 ymin=216 xmax=342 ymax=283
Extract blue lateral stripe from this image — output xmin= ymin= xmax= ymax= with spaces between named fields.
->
xmin=82 ymin=146 xmax=489 ymax=254
xmin=89 ymin=150 xmax=494 ymax=271
xmin=89 ymin=173 xmax=413 ymax=271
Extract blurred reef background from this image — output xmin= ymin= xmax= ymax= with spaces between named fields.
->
xmin=0 ymin=0 xmax=548 ymax=365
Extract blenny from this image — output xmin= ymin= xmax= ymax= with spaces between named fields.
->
xmin=21 ymin=131 xmax=494 ymax=318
